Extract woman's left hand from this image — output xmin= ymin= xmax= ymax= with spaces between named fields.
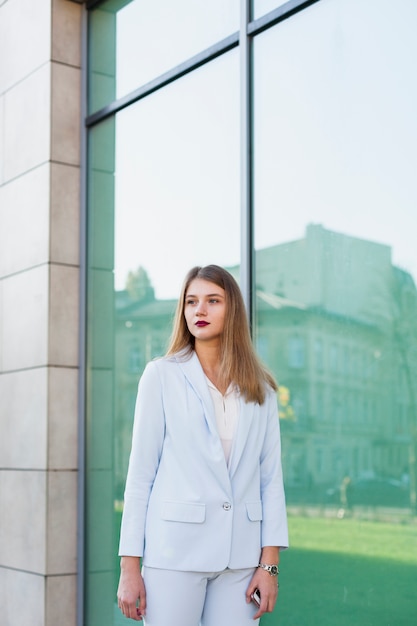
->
xmin=246 ymin=567 xmax=279 ymax=620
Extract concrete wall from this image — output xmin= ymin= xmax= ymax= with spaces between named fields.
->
xmin=0 ymin=1 xmax=82 ymax=624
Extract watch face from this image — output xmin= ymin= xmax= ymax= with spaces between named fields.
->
xmin=270 ymin=565 xmax=278 ymax=576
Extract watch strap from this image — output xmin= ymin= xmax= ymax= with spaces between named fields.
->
xmin=258 ymin=563 xmax=279 ymax=576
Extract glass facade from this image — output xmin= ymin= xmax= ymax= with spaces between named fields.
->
xmin=85 ymin=1 xmax=417 ymax=624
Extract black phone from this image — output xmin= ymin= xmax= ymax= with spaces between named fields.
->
xmin=251 ymin=588 xmax=261 ymax=607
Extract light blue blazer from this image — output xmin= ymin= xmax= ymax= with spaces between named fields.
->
xmin=119 ymin=350 xmax=288 ymax=572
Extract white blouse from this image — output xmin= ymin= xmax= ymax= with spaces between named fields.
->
xmin=205 ymin=377 xmax=239 ymax=465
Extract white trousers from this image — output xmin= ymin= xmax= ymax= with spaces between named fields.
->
xmin=142 ymin=566 xmax=259 ymax=626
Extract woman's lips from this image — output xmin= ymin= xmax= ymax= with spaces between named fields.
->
xmin=196 ymin=321 xmax=209 ymax=327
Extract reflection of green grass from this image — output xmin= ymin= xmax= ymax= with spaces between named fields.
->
xmin=261 ymin=515 xmax=417 ymax=626
xmin=114 ymin=511 xmax=417 ymax=624
xmin=114 ymin=510 xmax=123 ymax=581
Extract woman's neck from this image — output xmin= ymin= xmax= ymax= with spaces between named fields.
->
xmin=195 ymin=341 xmax=220 ymax=372
xmin=195 ymin=342 xmax=228 ymax=394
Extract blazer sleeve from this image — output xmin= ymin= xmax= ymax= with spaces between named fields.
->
xmin=118 ymin=360 xmax=165 ymax=556
xmin=260 ymin=388 xmax=289 ymax=549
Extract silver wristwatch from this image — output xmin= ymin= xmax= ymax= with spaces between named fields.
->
xmin=258 ymin=563 xmax=279 ymax=576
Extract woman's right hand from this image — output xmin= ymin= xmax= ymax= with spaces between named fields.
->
xmin=117 ymin=556 xmax=146 ymax=621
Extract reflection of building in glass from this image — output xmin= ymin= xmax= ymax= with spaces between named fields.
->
xmin=115 ymin=225 xmax=417 ymax=501
xmin=114 ymin=272 xmax=176 ymax=495
xmin=253 ymin=224 xmax=417 ymax=495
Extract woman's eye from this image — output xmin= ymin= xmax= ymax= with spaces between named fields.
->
xmin=186 ymin=299 xmax=195 ymax=305
xmin=209 ymin=299 xmax=219 ymax=304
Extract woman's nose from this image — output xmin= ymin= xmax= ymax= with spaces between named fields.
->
xmin=196 ymin=302 xmax=207 ymax=315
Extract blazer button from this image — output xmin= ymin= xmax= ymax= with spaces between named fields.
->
xmin=223 ymin=502 xmax=232 ymax=511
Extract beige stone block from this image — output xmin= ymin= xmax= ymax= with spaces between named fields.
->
xmin=46 ymin=470 xmax=77 ymax=574
xmin=0 ymin=470 xmax=47 ymax=573
xmin=50 ymin=162 xmax=80 ymax=266
xmin=51 ymin=63 xmax=81 ymax=166
xmin=1 ymin=266 xmax=49 ymax=371
xmin=0 ymin=567 xmax=45 ymax=626
xmin=46 ymin=574 xmax=77 ymax=626
xmin=0 ymin=369 xmax=47 ymax=469
xmin=49 ymin=264 xmax=79 ymax=367
xmin=0 ymin=0 xmax=50 ymax=93
xmin=52 ymin=0 xmax=82 ymax=68
xmin=0 ymin=164 xmax=50 ymax=277
xmin=48 ymin=366 xmax=78 ymax=469
xmin=3 ymin=64 xmax=51 ymax=182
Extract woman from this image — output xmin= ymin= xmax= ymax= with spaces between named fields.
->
xmin=117 ymin=265 xmax=288 ymax=625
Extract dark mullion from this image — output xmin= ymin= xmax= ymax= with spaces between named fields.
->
xmin=248 ymin=0 xmax=321 ymax=37
xmin=240 ymin=0 xmax=254 ymax=326
xmin=77 ymin=5 xmax=88 ymax=626
xmin=86 ymin=32 xmax=239 ymax=127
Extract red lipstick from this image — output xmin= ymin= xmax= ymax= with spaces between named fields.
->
xmin=196 ymin=321 xmax=209 ymax=327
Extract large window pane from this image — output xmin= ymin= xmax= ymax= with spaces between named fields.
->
xmin=254 ymin=1 xmax=417 ymax=624
xmin=88 ymin=0 xmax=239 ymax=112
xmin=253 ymin=0 xmax=289 ymax=20
xmin=114 ymin=52 xmax=240 ymax=299
xmin=86 ymin=49 xmax=239 ymax=625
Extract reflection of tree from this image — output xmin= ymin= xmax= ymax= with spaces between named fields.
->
xmin=114 ymin=266 xmax=175 ymax=495
xmin=254 ymin=226 xmax=416 ymax=507
xmin=361 ymin=263 xmax=417 ymax=512
xmin=125 ymin=265 xmax=155 ymax=302
xmin=278 ymin=385 xmax=297 ymax=421
xmin=389 ymin=268 xmax=417 ymax=512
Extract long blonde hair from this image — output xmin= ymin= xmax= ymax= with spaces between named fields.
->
xmin=166 ymin=265 xmax=277 ymax=404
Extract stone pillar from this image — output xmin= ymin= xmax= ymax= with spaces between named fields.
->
xmin=0 ymin=1 xmax=82 ymax=625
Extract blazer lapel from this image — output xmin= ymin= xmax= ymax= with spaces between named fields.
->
xmin=228 ymin=396 xmax=256 ymax=478
xmin=175 ymin=350 xmax=255 ymax=481
xmin=175 ymin=351 xmax=233 ymax=489
xmin=175 ymin=351 xmax=218 ymax=436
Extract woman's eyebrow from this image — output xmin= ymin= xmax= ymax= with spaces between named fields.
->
xmin=185 ymin=293 xmax=224 ymax=298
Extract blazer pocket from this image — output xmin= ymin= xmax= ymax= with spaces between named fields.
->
xmin=246 ymin=501 xmax=263 ymax=521
xmin=162 ymin=501 xmax=206 ymax=523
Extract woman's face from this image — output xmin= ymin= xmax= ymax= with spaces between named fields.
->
xmin=184 ymin=278 xmax=227 ymax=345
